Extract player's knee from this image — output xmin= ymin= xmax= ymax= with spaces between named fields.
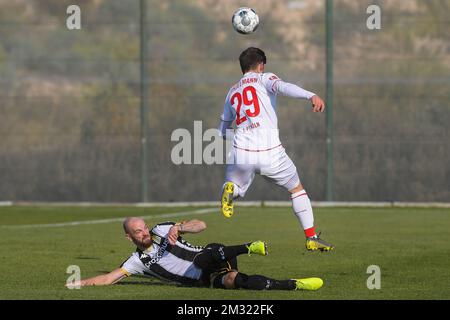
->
xmin=233 ymin=272 xmax=248 ymax=289
xmin=223 ymin=271 xmax=238 ymax=289
xmin=289 ymin=183 xmax=303 ymax=194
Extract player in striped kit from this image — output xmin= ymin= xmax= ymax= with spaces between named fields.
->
xmin=70 ymin=217 xmax=323 ymax=291
xmin=219 ymin=47 xmax=334 ymax=252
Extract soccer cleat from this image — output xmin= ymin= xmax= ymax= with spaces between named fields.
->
xmin=305 ymin=235 xmax=334 ymax=252
xmin=293 ymin=277 xmax=324 ymax=291
xmin=221 ymin=182 xmax=234 ymax=218
xmin=247 ymin=241 xmax=268 ymax=256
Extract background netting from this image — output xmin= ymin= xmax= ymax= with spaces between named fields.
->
xmin=1 ymin=0 xmax=449 ymax=202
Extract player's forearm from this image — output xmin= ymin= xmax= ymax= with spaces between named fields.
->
xmin=79 ymin=274 xmax=112 ymax=286
xmin=218 ymin=119 xmax=234 ymax=139
xmin=78 ymin=271 xmax=126 ymax=287
xmin=177 ymin=219 xmax=207 ymax=234
xmin=66 ymin=268 xmax=126 ymax=288
xmin=275 ymin=81 xmax=316 ymax=99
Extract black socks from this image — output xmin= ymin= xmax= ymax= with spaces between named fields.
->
xmin=234 ymin=273 xmax=296 ymax=291
xmin=221 ymin=244 xmax=249 ymax=260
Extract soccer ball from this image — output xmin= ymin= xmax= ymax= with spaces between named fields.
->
xmin=231 ymin=7 xmax=259 ymax=35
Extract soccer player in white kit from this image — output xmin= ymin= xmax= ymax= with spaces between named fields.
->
xmin=219 ymin=47 xmax=333 ymax=252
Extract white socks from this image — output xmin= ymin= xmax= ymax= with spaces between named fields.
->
xmin=291 ymin=190 xmax=316 ymax=238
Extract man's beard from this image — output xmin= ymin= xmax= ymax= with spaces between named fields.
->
xmin=133 ymin=236 xmax=152 ymax=249
xmin=140 ymin=236 xmax=152 ymax=248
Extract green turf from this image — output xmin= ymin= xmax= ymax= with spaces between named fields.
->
xmin=0 ymin=205 xmax=449 ymax=299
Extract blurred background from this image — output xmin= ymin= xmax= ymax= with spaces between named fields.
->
xmin=0 ymin=0 xmax=449 ymax=203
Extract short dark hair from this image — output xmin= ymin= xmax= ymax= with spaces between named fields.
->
xmin=239 ymin=47 xmax=266 ymax=74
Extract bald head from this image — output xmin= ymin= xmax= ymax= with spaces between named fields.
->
xmin=123 ymin=217 xmax=152 ymax=250
xmin=123 ymin=217 xmax=145 ymax=234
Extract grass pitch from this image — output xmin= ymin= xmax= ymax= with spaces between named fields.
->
xmin=0 ymin=205 xmax=449 ymax=300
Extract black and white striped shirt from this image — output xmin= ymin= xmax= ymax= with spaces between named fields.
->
xmin=120 ymin=222 xmax=205 ymax=285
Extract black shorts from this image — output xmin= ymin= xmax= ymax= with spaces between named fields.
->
xmin=195 ymin=243 xmax=238 ymax=289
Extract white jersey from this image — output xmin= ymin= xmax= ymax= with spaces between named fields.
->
xmin=220 ymin=72 xmax=315 ymax=151
xmin=120 ymin=222 xmax=204 ymax=286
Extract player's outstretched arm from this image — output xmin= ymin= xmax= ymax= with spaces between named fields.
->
xmin=273 ymin=80 xmax=325 ymax=113
xmin=167 ymin=219 xmax=207 ymax=244
xmin=66 ymin=268 xmax=127 ymax=288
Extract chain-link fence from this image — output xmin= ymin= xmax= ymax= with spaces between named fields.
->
xmin=1 ymin=0 xmax=449 ymax=202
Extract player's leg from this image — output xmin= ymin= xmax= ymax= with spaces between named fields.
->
xmin=290 ymin=183 xmax=334 ymax=251
xmin=206 ymin=245 xmax=323 ymax=291
xmin=203 ymin=244 xmax=323 ymax=291
xmin=193 ymin=242 xmax=267 ymax=270
xmin=261 ymin=148 xmax=333 ymax=251
xmin=221 ymin=271 xmax=238 ymax=288
xmin=228 ymin=272 xmax=323 ymax=291
xmin=234 ymin=272 xmax=295 ymax=290
xmin=221 ymin=181 xmax=238 ymax=218
xmin=289 ymin=182 xmax=316 ymax=239
xmin=212 ymin=271 xmax=293 ymax=290
xmin=221 ymin=149 xmax=256 ymax=218
xmin=261 ymin=148 xmax=315 ymax=237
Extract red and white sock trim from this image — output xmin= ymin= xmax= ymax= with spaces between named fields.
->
xmin=304 ymin=227 xmax=316 ymax=238
xmin=291 ymin=190 xmax=308 ymax=200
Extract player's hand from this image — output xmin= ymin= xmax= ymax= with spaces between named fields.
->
xmin=310 ymin=95 xmax=325 ymax=113
xmin=66 ymin=280 xmax=82 ymax=288
xmin=168 ymin=225 xmax=179 ymax=245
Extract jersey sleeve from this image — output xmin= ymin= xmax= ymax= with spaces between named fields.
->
xmin=221 ymin=90 xmax=235 ymax=122
xmin=275 ymin=81 xmax=316 ymax=99
xmin=262 ymin=72 xmax=316 ymax=99
xmin=151 ymin=221 xmax=175 ymax=238
xmin=120 ymin=254 xmax=145 ymax=276
xmin=261 ymin=73 xmax=283 ymax=94
xmin=218 ymin=89 xmax=235 ymax=138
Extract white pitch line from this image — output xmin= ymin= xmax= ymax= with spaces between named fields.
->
xmin=0 ymin=207 xmax=218 ymax=229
